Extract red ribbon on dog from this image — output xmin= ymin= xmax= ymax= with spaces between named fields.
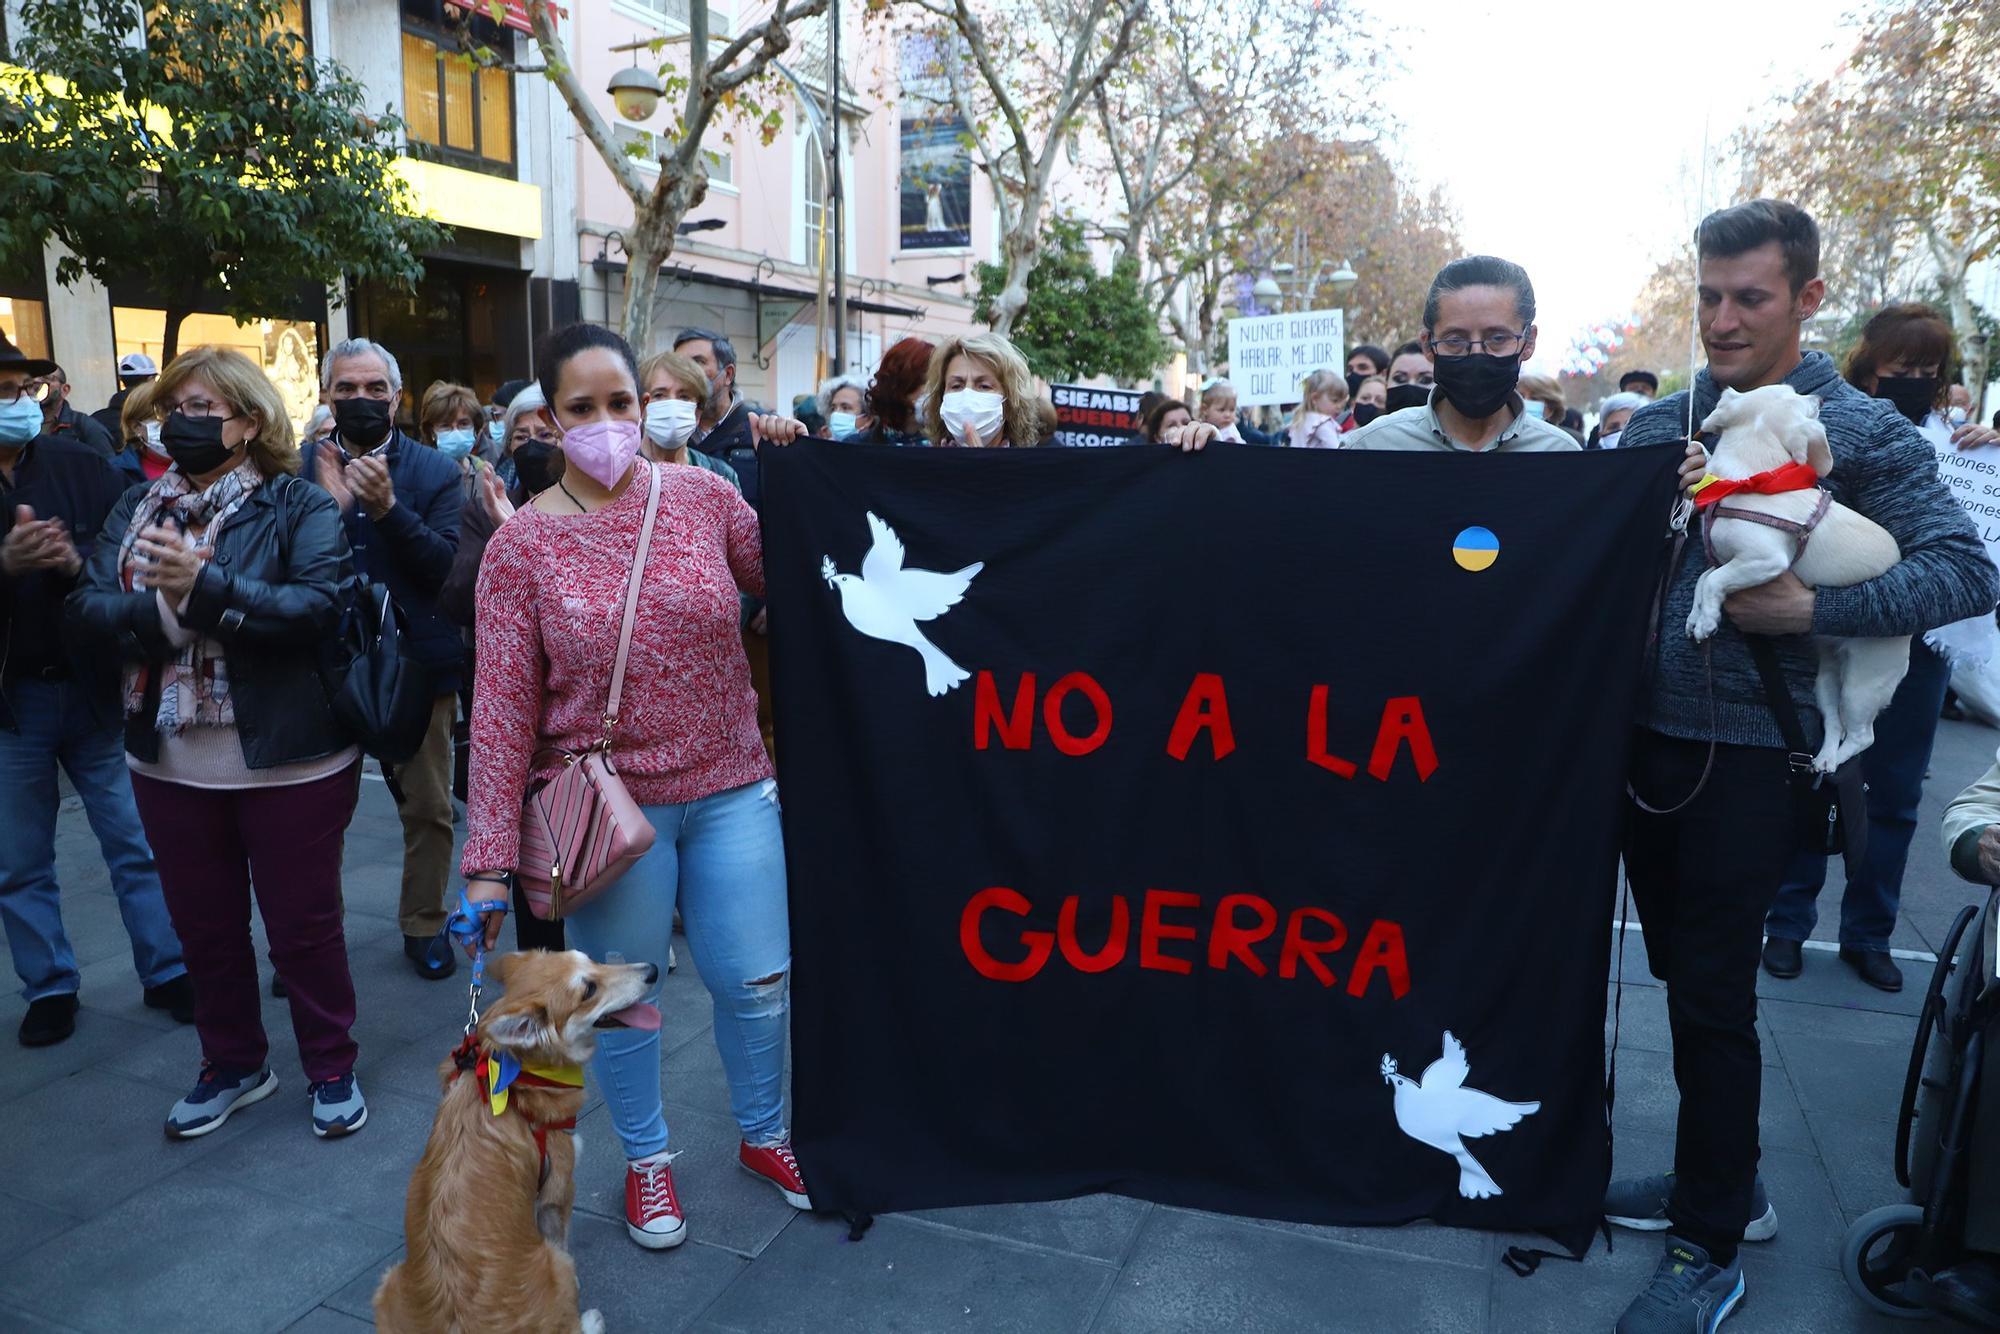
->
xmin=1689 ymin=460 xmax=1821 ymax=509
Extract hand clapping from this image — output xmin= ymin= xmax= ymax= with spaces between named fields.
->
xmin=133 ymin=524 xmax=207 ymax=604
xmin=1 ymin=506 xmax=81 ymax=578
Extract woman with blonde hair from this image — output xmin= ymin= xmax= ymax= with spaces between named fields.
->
xmin=67 ymin=345 xmax=366 ymax=1141
xmin=1287 ymin=369 xmax=1348 ymax=449
xmin=636 ymin=350 xmax=743 ymax=487
xmin=919 ymin=332 xmax=1042 ymax=448
xmin=1516 ymin=374 xmax=1580 ymax=444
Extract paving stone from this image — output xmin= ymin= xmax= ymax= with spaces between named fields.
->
xmin=1 ymin=1069 xmax=262 ymax=1215
xmin=1737 ymin=1248 xmax=1922 ymax=1332
xmin=696 ymin=1212 xmax=1111 ymax=1334
xmin=1607 ymin=1046 xmax=1814 ymax=1152
xmin=1807 ymin=1111 xmax=1911 ymax=1223
xmin=1 ymin=1008 xmax=168 ymax=1108
xmin=901 ymin=1193 xmax=1154 ymax=1265
xmin=567 ymin=1213 xmax=749 ymax=1332
xmin=0 ymin=1302 xmax=85 ymax=1333
xmin=1769 ymin=1032 xmax=1910 ymax=1124
xmin=1756 ymin=951 xmax=1925 ymax=1016
xmin=0 ymin=1175 xmax=397 ymax=1334
xmin=189 ymin=1083 xmax=437 ymax=1230
xmin=1204 ymin=1210 xmax=1493 ymax=1272
xmin=324 ymin=1246 xmax=400 ymax=1320
xmin=283 ymin=1308 xmax=375 ymax=1333
xmin=1096 ymin=1206 xmax=1484 ymax=1332
xmin=1762 ymin=997 xmax=1924 ymax=1048
xmin=0 ymin=1191 xmax=83 ymax=1261
xmin=571 ymin=1102 xmax=801 ymax=1259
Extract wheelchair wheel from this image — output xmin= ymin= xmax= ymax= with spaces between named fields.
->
xmin=1842 ymin=1204 xmax=1936 ymax=1319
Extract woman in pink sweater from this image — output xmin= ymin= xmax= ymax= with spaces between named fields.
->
xmin=460 ymin=324 xmax=808 ymax=1250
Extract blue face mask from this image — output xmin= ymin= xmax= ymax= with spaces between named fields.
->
xmin=486 ymin=419 xmax=506 ymax=443
xmin=435 ymin=427 xmax=477 ymax=461
xmin=0 ymin=396 xmax=43 ymax=445
xmin=828 ymin=411 xmax=859 ymax=437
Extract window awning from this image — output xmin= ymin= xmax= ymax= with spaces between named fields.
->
xmin=593 ymin=253 xmax=924 ymax=319
xmin=444 ymin=0 xmax=535 ymax=35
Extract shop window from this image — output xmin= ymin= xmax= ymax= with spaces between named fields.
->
xmin=111 ymin=309 xmax=322 ymax=442
xmin=618 ymin=0 xmax=733 ymax=37
xmin=613 ymin=124 xmax=731 ymax=187
xmin=0 ymin=298 xmax=52 ymax=363
xmin=401 ymin=26 xmax=515 ymax=173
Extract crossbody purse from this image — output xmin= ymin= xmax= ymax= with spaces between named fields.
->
xmin=515 ymin=465 xmax=661 ymax=919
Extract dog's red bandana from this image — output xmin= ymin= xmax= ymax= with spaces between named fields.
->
xmin=1689 ymin=461 xmax=1820 ymax=509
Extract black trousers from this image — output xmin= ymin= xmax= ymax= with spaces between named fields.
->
xmin=1624 ymin=729 xmax=1798 ymax=1262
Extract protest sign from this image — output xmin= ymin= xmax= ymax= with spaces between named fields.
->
xmin=1050 ymin=384 xmax=1145 ymax=447
xmin=1928 ymin=421 xmax=2000 ymax=567
xmin=1226 ymin=309 xmax=1347 ymax=407
xmin=763 ymin=443 xmax=1682 ymax=1246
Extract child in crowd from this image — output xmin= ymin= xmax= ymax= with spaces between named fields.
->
xmin=1287 ymin=370 xmax=1348 ymax=449
xmin=1198 ymin=379 xmax=1245 ymax=443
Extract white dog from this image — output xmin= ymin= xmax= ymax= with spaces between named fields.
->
xmin=1686 ymin=384 xmax=1908 ymax=772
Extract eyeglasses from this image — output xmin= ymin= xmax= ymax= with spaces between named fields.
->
xmin=510 ymin=426 xmax=559 ymax=445
xmin=0 ymin=381 xmax=51 ymax=405
xmin=1428 ymin=330 xmax=1528 ymax=358
xmin=159 ymin=397 xmax=238 ymax=420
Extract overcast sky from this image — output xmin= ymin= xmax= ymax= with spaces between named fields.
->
xmin=1362 ymin=0 xmax=1862 ymax=375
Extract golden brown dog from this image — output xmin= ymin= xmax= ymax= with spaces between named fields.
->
xmin=374 ymin=949 xmax=660 ymax=1334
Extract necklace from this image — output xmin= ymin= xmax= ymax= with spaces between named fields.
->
xmin=557 ymin=479 xmax=586 ymax=512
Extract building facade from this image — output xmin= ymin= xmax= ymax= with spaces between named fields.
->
xmin=1 ymin=0 xmax=997 ymax=427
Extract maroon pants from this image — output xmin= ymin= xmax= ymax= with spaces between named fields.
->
xmin=131 ymin=764 xmax=361 ymax=1082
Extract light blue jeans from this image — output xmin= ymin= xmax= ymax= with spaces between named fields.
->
xmin=562 ymin=779 xmax=791 ymax=1160
xmin=0 ymin=679 xmax=186 ymax=1001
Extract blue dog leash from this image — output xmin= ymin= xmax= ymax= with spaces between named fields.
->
xmin=446 ymin=888 xmax=509 ymax=1037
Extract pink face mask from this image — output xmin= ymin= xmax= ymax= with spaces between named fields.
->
xmin=559 ymin=419 xmax=642 ymax=489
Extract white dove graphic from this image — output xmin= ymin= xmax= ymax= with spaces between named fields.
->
xmin=823 ymin=512 xmax=984 ymax=696
xmin=1381 ymin=1031 xmax=1540 ymax=1200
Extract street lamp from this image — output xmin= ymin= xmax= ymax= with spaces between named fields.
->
xmin=1328 ymin=260 xmax=1358 ymax=300
xmin=608 ymin=64 xmax=665 ymax=121
xmin=1252 ymin=274 xmax=1282 ymax=307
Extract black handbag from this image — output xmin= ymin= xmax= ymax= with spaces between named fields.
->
xmin=1745 ymin=635 xmax=1868 ymax=862
xmin=329 ymin=576 xmax=434 ymax=764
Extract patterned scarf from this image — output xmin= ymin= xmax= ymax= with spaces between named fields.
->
xmin=117 ymin=459 xmax=265 ymax=733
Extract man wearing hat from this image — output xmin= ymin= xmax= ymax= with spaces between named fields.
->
xmin=0 ymin=332 xmax=189 ymax=1047
xmin=91 ymin=352 xmax=158 ymax=441
xmin=1618 ymin=368 xmax=1660 ymax=399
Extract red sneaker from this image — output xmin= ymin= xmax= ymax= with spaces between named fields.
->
xmin=740 ymin=1139 xmax=812 ymax=1210
xmin=624 ymin=1153 xmax=686 ymax=1249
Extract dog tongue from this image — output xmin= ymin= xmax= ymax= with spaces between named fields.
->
xmin=604 ymin=1002 xmax=661 ymax=1031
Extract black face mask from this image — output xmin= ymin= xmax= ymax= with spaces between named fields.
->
xmin=1351 ymin=402 xmax=1383 ymax=428
xmin=332 ymin=396 xmax=394 ymax=450
xmin=159 ymin=412 xmax=238 ymax=475
xmin=1385 ymin=383 xmax=1432 ymax=415
xmin=1874 ymin=375 xmax=1939 ymax=426
xmin=511 ymin=440 xmax=564 ymax=495
xmin=1345 ymin=370 xmax=1369 ymax=399
xmin=1432 ymin=353 xmax=1522 ymax=419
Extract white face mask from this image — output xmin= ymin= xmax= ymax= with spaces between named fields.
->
xmin=643 ymin=397 xmax=699 ymax=449
xmin=1599 ymin=430 xmax=1622 ymax=450
xmin=143 ymin=419 xmax=166 ymax=455
xmin=1948 ymin=407 xmax=1970 ymax=428
xmin=940 ymin=389 xmax=1006 ymax=445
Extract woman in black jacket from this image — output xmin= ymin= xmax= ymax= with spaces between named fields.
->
xmin=67 ymin=346 xmax=369 ymax=1143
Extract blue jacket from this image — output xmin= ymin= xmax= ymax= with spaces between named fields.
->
xmin=299 ymin=428 xmax=463 ymax=695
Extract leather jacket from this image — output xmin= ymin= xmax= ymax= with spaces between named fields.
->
xmin=65 ymin=472 xmax=356 ymax=768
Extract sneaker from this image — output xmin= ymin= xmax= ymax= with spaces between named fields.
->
xmin=166 ymin=1064 xmax=278 ymax=1139
xmin=143 ymin=974 xmax=196 ymax=1024
xmin=740 ymin=1139 xmax=812 ymax=1210
xmin=19 ymin=993 xmax=79 ymax=1047
xmin=625 ymin=1152 xmax=687 ymax=1249
xmin=404 ymin=930 xmax=458 ymax=981
xmin=1615 ymin=1236 xmax=1745 ymax=1334
xmin=1604 ymin=1171 xmax=1776 ymax=1242
xmin=308 ymin=1072 xmax=369 ymax=1138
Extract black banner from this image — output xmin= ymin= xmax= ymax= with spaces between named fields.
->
xmin=763 ymin=442 xmax=1682 ymax=1243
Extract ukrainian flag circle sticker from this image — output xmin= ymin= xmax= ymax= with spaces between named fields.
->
xmin=1452 ymin=526 xmax=1499 ymax=572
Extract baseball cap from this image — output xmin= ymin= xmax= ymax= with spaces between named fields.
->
xmin=118 ymin=352 xmax=159 ymax=377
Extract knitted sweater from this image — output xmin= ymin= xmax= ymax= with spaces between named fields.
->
xmin=460 ymin=463 xmax=771 ymax=874
xmin=1621 ymin=351 xmax=1998 ymax=748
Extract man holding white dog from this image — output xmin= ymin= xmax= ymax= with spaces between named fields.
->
xmin=1609 ymin=200 xmax=1998 ymax=1334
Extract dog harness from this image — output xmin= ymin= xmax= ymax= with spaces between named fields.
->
xmin=1691 ymin=462 xmax=1832 ymax=567
xmin=447 ymin=1033 xmax=583 ymax=1186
